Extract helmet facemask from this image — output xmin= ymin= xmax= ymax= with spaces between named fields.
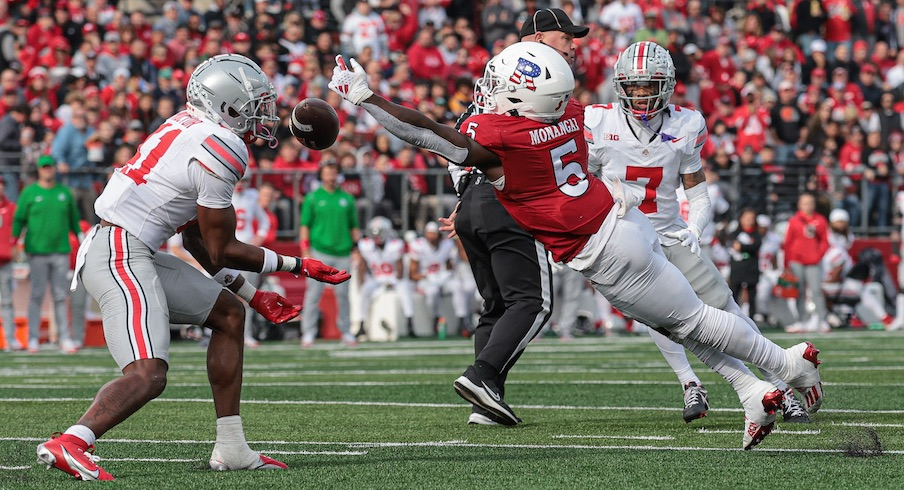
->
xmin=615 ymin=77 xmax=673 ymax=120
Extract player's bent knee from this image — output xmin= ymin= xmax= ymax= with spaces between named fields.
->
xmin=123 ymin=359 xmax=168 ymax=399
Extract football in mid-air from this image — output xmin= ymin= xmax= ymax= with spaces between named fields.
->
xmin=289 ymin=98 xmax=340 ymax=150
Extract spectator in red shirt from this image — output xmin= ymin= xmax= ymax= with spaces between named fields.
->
xmin=461 ymin=28 xmax=490 ymax=78
xmin=26 ymin=9 xmax=61 ymax=55
xmin=406 ymin=28 xmax=445 ymax=82
xmin=698 ymin=37 xmax=736 ymax=88
xmin=782 ymin=192 xmax=830 ymax=332
xmin=823 ymin=0 xmax=856 ymax=62
xmin=384 ymin=3 xmax=419 ymax=55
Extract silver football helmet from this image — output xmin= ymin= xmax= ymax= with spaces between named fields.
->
xmin=474 ymin=42 xmax=574 ymax=124
xmin=369 ymin=216 xmax=394 ymax=243
xmin=186 ymin=54 xmax=279 ymax=145
xmin=613 ymin=41 xmax=676 ymax=119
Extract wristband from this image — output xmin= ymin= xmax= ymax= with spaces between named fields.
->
xmin=212 ymin=268 xmax=241 ymax=286
xmin=260 ymin=247 xmax=279 ymax=273
xmin=235 ymin=280 xmax=257 ymax=302
xmin=279 ymin=255 xmax=302 ymax=275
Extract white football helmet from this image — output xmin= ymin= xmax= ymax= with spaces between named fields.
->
xmin=474 ymin=42 xmax=574 ymax=124
xmin=369 ymin=216 xmax=394 ymax=243
xmin=186 ymin=54 xmax=279 ymax=144
xmin=613 ymin=41 xmax=676 ymax=119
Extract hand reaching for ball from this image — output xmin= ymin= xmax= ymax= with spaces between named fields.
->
xmin=328 ymin=55 xmax=374 ymax=106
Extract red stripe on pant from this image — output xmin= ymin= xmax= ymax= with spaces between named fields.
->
xmin=112 ymin=228 xmax=149 ymax=359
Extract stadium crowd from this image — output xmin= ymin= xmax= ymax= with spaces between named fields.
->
xmin=1 ymin=0 xmax=904 ymax=350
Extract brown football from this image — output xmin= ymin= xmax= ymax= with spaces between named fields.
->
xmin=289 ymin=98 xmax=340 ymax=150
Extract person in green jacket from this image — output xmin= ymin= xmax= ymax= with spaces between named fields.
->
xmin=299 ymin=160 xmax=360 ymax=347
xmin=13 ymin=155 xmax=81 ymax=353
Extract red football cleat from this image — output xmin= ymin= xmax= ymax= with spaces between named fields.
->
xmin=36 ymin=433 xmax=115 ymax=481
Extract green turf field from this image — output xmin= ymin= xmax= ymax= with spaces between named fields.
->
xmin=1 ymin=330 xmax=901 ymax=489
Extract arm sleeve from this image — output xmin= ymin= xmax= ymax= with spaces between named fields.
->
xmin=361 ymin=101 xmax=471 ymax=165
xmin=684 ymin=182 xmax=712 ymax=236
xmin=191 ymin=160 xmax=235 ymax=209
xmin=679 ymin=113 xmax=707 ymax=174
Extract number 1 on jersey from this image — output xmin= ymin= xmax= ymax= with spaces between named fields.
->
xmin=120 ymin=123 xmax=181 ymax=186
xmin=625 ymin=166 xmax=663 ymax=213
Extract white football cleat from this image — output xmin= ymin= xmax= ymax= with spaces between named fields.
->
xmin=740 ymin=380 xmax=782 ymax=450
xmin=782 ymin=341 xmax=824 ymax=413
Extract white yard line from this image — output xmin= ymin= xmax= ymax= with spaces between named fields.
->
xmin=2 ymin=397 xmax=904 ymax=415
xmin=0 ymin=465 xmax=32 ymax=470
xmin=833 ymin=421 xmax=904 ymax=428
xmin=3 ymin=437 xmax=900 ymax=455
xmin=553 ymin=435 xmax=675 ymax=440
xmin=696 ymin=429 xmax=822 ymax=435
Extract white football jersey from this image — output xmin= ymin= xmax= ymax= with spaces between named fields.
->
xmin=358 ymin=237 xmax=406 ymax=282
xmin=95 ymin=111 xmax=248 ymax=250
xmin=585 ymin=104 xmax=707 ymax=242
xmin=409 ymin=236 xmax=456 ymax=281
xmin=233 ymin=187 xmax=267 ymax=244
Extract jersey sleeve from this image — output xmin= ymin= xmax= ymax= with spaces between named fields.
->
xmin=196 ymin=132 xmax=249 ymax=187
xmin=459 ymin=114 xmax=504 ymax=157
xmin=192 ymin=159 xmax=236 ymax=209
xmin=678 ymin=110 xmax=707 ymax=175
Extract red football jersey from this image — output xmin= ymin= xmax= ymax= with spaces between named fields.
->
xmin=460 ymin=99 xmax=614 ymax=263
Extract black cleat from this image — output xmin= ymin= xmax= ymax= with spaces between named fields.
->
xmin=454 ymin=366 xmax=520 ymax=425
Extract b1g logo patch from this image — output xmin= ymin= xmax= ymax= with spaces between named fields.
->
xmin=510 ymin=58 xmax=541 ymax=91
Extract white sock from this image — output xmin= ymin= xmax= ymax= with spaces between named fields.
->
xmin=723 ymin=299 xmax=790 ymax=391
xmin=646 ymin=326 xmax=699 ymax=387
xmin=64 ymin=425 xmax=97 ymax=447
xmin=678 ymin=305 xmax=786 ymax=378
xmin=213 ymin=416 xmax=257 ymax=468
xmin=682 ymin=337 xmax=759 ymax=397
xmin=216 ymin=415 xmax=248 ymax=446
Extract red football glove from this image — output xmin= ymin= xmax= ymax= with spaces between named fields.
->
xmin=300 ymin=258 xmax=351 ymax=284
xmin=249 ymin=290 xmax=302 ymax=324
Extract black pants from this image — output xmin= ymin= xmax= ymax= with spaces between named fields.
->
xmin=455 ymin=180 xmax=552 ymax=387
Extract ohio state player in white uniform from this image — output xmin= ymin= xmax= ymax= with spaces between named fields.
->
xmin=409 ymin=221 xmax=469 ymax=331
xmin=586 ymin=41 xmax=810 ymax=424
xmin=357 ymin=216 xmax=415 ymax=336
xmin=330 ymin=43 xmax=824 ymax=450
xmin=37 ymin=55 xmax=350 ymax=481
xmin=233 ymin=178 xmax=271 ymax=347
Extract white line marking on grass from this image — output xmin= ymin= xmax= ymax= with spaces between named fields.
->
xmin=0 ymin=465 xmax=32 ymax=470
xmin=3 ymin=379 xmax=903 ymax=390
xmin=103 ymin=458 xmax=198 ymax=463
xmin=553 ymin=435 xmax=675 ymax=441
xmin=347 ymin=440 xmax=468 ymax=448
xmin=3 ymin=437 xmax=901 ymax=455
xmin=4 ymin=397 xmax=904 ymax=415
xmin=696 ymin=429 xmax=821 ymax=435
xmin=833 ymin=422 xmax=904 ymax=428
xmin=257 ymin=450 xmax=368 ymax=456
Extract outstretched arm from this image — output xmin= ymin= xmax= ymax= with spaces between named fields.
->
xmin=328 ymin=56 xmax=503 ymax=180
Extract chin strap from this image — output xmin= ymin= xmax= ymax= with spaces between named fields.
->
xmin=640 ymin=113 xmax=677 ymax=142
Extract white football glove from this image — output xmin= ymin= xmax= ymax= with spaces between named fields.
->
xmin=610 ymin=177 xmax=641 ymax=219
xmin=328 ymin=55 xmax=374 ymax=106
xmin=663 ymin=228 xmax=702 ymax=257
